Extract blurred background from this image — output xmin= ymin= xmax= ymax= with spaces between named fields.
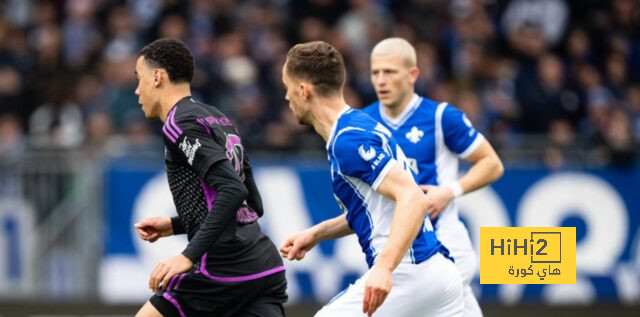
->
xmin=0 ymin=0 xmax=638 ymax=316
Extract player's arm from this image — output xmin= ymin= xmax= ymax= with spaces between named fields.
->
xmin=457 ymin=139 xmax=503 ymax=194
xmin=242 ymin=157 xmax=264 ymax=217
xmin=362 ymin=163 xmax=430 ymax=316
xmin=422 ymin=139 xmax=504 ymax=218
xmin=134 ymin=216 xmax=184 ymax=242
xmin=170 ymin=216 xmax=186 ymax=234
xmin=311 ymin=213 xmax=353 ymax=241
xmin=148 ymin=112 xmax=247 ymax=292
xmin=422 ymin=105 xmax=504 ymax=218
xmin=280 ymin=213 xmax=353 ymax=261
xmin=375 ymin=163 xmax=429 ymax=273
xmin=148 ymin=160 xmax=248 ymax=292
xmin=181 ymin=160 xmax=249 ymax=263
xmin=168 ymin=112 xmax=248 ymax=263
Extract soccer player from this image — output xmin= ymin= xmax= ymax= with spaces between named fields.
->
xmin=363 ymin=37 xmax=504 ymax=316
xmin=132 ymin=38 xmax=287 ymax=317
xmin=279 ymin=41 xmax=463 ymax=316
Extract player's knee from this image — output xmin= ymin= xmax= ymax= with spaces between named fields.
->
xmin=135 ymin=301 xmax=163 ymax=317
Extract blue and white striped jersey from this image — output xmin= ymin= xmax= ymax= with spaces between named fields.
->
xmin=362 ymin=94 xmax=484 ymax=225
xmin=326 ymin=106 xmax=442 ymax=268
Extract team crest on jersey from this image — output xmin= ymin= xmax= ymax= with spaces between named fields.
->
xmin=179 ymin=137 xmax=201 ymax=165
xmin=405 ymin=126 xmax=424 ymax=144
xmin=358 ymin=144 xmax=376 ymax=161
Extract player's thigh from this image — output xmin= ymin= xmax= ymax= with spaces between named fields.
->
xmin=463 ymin=285 xmax=483 ymax=317
xmin=136 ymin=301 xmax=163 ymax=317
xmin=426 ymin=255 xmax=464 ymax=317
xmin=382 ymin=254 xmax=463 ymax=317
xmin=318 ymin=255 xmax=464 ymax=317
xmin=238 ymin=272 xmax=288 ymax=317
xmin=238 ymin=300 xmax=285 ymax=317
xmin=450 ymin=247 xmax=478 ymax=286
xmin=315 ymin=272 xmax=368 ymax=317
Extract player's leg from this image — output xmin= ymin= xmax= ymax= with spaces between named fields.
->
xmin=316 ymin=253 xmax=463 ymax=317
xmin=136 ymin=300 xmax=167 ymax=317
xmin=314 ymin=271 xmax=368 ymax=317
xmin=374 ymin=253 xmax=463 ymax=317
xmin=238 ymin=300 xmax=285 ymax=317
xmin=437 ymin=220 xmax=483 ymax=317
xmin=463 ymin=285 xmax=482 ymax=317
xmin=237 ymin=272 xmax=288 ymax=317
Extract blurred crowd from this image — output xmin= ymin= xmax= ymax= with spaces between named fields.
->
xmin=0 ymin=0 xmax=639 ymax=168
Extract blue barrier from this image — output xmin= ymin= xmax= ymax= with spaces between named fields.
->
xmin=101 ymin=159 xmax=640 ymax=304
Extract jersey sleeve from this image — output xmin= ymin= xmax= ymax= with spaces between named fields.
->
xmin=167 ymin=111 xmax=228 ymax=180
xmin=441 ymin=104 xmax=484 ymax=158
xmin=332 ymin=129 xmax=396 ymax=191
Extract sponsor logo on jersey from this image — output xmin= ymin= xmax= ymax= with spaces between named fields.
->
xmin=179 ymin=137 xmax=201 ymax=165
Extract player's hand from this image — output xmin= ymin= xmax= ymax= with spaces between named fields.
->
xmin=135 ymin=217 xmax=173 ymax=242
xmin=279 ymin=228 xmax=318 ymax=261
xmin=363 ymin=265 xmax=392 ymax=316
xmin=148 ymin=254 xmax=193 ymax=293
xmin=420 ymin=185 xmax=454 ymax=219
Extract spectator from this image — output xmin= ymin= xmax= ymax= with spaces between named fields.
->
xmin=0 ymin=0 xmax=634 ymax=165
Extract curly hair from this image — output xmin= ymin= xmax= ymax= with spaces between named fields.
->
xmin=139 ymin=38 xmax=194 ymax=84
xmin=285 ymin=41 xmax=346 ymax=96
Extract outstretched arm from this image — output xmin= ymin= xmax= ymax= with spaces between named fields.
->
xmin=135 ymin=216 xmax=183 ymax=242
xmin=280 ymin=213 xmax=353 ymax=261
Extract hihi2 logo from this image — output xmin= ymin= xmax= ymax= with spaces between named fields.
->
xmin=480 ymin=227 xmax=576 ymax=284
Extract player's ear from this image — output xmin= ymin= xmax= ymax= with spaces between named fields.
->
xmin=299 ymin=82 xmax=309 ymax=100
xmin=409 ymin=66 xmax=420 ymax=84
xmin=153 ymin=69 xmax=162 ymax=87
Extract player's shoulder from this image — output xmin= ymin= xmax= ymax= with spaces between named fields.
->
xmin=333 ymin=113 xmax=389 ymax=152
xmin=343 ymin=108 xmax=380 ymax=129
xmin=361 ymin=101 xmax=380 ymax=117
xmin=172 ymin=97 xmax=211 ymax=121
xmin=415 ymin=95 xmax=446 ymax=114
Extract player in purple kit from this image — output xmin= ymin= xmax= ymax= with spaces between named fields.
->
xmin=132 ymin=38 xmax=286 ymax=317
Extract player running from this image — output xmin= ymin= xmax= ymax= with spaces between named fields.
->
xmin=363 ymin=37 xmax=504 ymax=316
xmin=280 ymin=41 xmax=463 ymax=317
xmin=132 ymin=38 xmax=287 ymax=317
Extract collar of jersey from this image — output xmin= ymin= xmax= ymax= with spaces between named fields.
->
xmin=378 ymin=93 xmax=421 ymax=130
xmin=164 ymin=95 xmax=194 ymax=122
xmin=326 ymin=105 xmax=352 ymax=150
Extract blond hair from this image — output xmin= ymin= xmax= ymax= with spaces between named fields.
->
xmin=371 ymin=38 xmax=417 ymax=68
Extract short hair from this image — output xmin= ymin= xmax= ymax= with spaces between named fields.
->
xmin=285 ymin=41 xmax=346 ymax=96
xmin=139 ymin=38 xmax=194 ymax=84
xmin=371 ymin=38 xmax=417 ymax=68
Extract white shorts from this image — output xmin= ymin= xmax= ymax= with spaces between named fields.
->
xmin=436 ymin=215 xmax=483 ymax=317
xmin=435 ymin=217 xmax=477 ymax=285
xmin=315 ymin=253 xmax=464 ymax=317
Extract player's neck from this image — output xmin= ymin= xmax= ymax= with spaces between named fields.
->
xmin=159 ymin=85 xmax=192 ymax=122
xmin=383 ymin=91 xmax=415 ymax=119
xmin=311 ymin=95 xmax=347 ymax=141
